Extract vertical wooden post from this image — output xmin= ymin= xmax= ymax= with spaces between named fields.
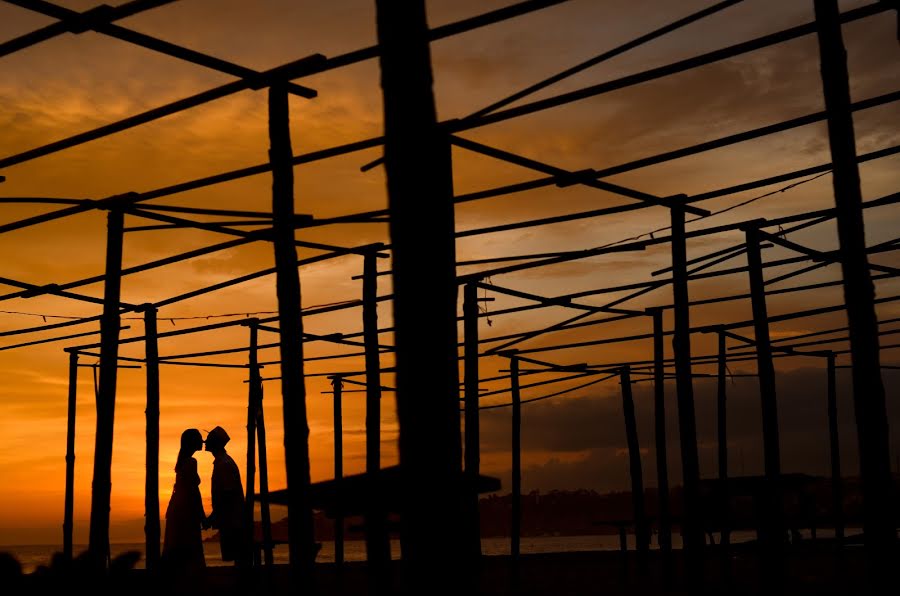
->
xmin=669 ymin=205 xmax=704 ymax=562
xmin=375 ymin=0 xmax=464 ymax=587
xmin=826 ymin=352 xmax=844 ymax=544
xmin=245 ymin=320 xmax=261 ymax=565
xmin=88 ymin=206 xmax=124 ymax=566
xmin=815 ymin=0 xmax=894 ymax=553
xmin=649 ymin=308 xmax=672 ymax=553
xmin=63 ymin=351 xmax=79 ymax=561
xmin=268 ymin=82 xmax=316 ymax=582
xmin=716 ymin=329 xmax=730 ymax=548
xmin=144 ymin=305 xmax=161 ymax=571
xmin=620 ymin=365 xmax=649 ymax=571
xmin=510 ymin=355 xmax=522 ymax=562
xmin=330 ymin=376 xmax=344 ymax=570
xmin=745 ymin=226 xmax=784 ymax=558
xmin=464 ymin=282 xmax=482 ymax=560
xmin=256 ymin=384 xmax=274 ymax=567
xmin=363 ymin=250 xmax=390 ymax=582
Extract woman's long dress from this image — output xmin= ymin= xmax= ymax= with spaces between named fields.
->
xmin=162 ymin=456 xmax=206 ymax=572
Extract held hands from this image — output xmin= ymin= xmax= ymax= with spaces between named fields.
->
xmin=204 ymin=511 xmax=217 ymax=530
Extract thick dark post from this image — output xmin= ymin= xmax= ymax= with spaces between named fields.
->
xmin=375 ymin=0 xmax=465 ymax=587
xmin=649 ymin=309 xmax=672 ymax=553
xmin=331 ymin=376 xmax=344 ymax=569
xmin=144 ymin=306 xmax=161 ymax=571
xmin=669 ymin=205 xmax=704 ymax=561
xmin=815 ymin=0 xmax=894 ymax=554
xmin=464 ymin=282 xmax=482 ymax=560
xmin=745 ymin=226 xmax=784 ymax=558
xmin=363 ymin=251 xmax=390 ymax=580
xmin=63 ymin=351 xmax=79 ymax=561
xmin=716 ymin=329 xmax=730 ymax=547
xmin=245 ymin=321 xmax=260 ymax=565
xmin=510 ymin=355 xmax=522 ymax=562
xmin=826 ymin=352 xmax=844 ymax=543
xmin=88 ymin=207 xmax=124 ymax=566
xmin=256 ymin=386 xmax=274 ymax=567
xmin=620 ymin=365 xmax=650 ymax=570
xmin=268 ymin=83 xmax=316 ymax=582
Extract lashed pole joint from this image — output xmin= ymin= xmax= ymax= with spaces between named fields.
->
xmin=5 ymin=0 xmax=318 ymax=97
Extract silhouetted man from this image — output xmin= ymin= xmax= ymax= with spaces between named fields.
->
xmin=205 ymin=426 xmax=250 ymax=567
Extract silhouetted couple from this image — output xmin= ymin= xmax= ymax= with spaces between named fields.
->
xmin=161 ymin=426 xmax=250 ymax=590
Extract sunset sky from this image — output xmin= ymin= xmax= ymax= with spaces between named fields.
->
xmin=0 ymin=0 xmax=898 ymax=546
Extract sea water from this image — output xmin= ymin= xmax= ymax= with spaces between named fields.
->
xmin=1 ymin=530 xmax=810 ymax=574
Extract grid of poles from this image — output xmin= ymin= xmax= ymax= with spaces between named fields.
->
xmin=0 ymin=0 xmax=897 ymax=590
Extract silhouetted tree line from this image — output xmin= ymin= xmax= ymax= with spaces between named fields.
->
xmin=477 ymin=477 xmax=888 ymax=537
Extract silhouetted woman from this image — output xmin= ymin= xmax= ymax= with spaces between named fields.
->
xmin=162 ymin=428 xmax=208 ymax=584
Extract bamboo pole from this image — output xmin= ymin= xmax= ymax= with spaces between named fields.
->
xmin=717 ymin=329 xmax=730 ymax=548
xmin=510 ymin=355 xmax=522 ymax=562
xmin=670 ymin=205 xmax=704 ymax=570
xmin=620 ymin=365 xmax=649 ymax=570
xmin=746 ymin=226 xmax=785 ymax=589
xmin=63 ymin=351 xmax=78 ymax=561
xmin=144 ymin=306 xmax=161 ymax=571
xmin=244 ymin=320 xmax=260 ymax=566
xmin=363 ymin=250 xmax=389 ymax=583
xmin=88 ymin=207 xmax=124 ymax=567
xmin=268 ymin=82 xmax=317 ymax=585
xmin=815 ymin=0 xmax=895 ymax=555
xmin=256 ymin=383 xmax=274 ymax=568
xmin=375 ymin=0 xmax=465 ymax=587
xmin=464 ymin=282 xmax=482 ymax=560
xmin=649 ymin=309 xmax=671 ymax=554
xmin=826 ymin=352 xmax=844 ymax=544
xmin=745 ymin=226 xmax=784 ymax=565
xmin=330 ymin=376 xmax=344 ymax=570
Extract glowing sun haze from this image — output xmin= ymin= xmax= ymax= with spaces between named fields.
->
xmin=0 ymin=0 xmax=898 ymax=545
